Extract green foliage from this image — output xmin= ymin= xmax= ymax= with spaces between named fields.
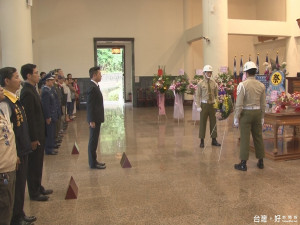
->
xmin=108 ymin=88 xmax=120 ymax=101
xmin=97 ymin=48 xmax=123 ymax=72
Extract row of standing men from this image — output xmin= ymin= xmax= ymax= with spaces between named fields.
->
xmin=0 ymin=64 xmax=78 ymax=225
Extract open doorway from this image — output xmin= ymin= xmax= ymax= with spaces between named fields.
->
xmin=96 ymin=47 xmax=124 ymax=104
xmin=94 ymin=38 xmax=134 ymax=105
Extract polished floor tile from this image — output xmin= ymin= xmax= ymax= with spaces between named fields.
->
xmin=23 ymin=103 xmax=300 ymax=225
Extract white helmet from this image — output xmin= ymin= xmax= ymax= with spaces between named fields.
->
xmin=203 ymin=65 xmax=213 ymax=72
xmin=243 ymin=61 xmax=257 ymax=72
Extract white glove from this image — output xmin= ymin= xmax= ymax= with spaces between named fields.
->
xmin=197 ymin=107 xmax=202 ymax=112
xmin=261 ymin=119 xmax=264 ymax=125
xmin=234 ymin=118 xmax=239 ymax=127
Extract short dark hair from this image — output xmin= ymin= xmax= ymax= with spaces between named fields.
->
xmin=40 ymin=72 xmax=46 ymax=77
xmin=0 ymin=67 xmax=17 ymax=87
xmin=20 ymin=64 xmax=36 ymax=80
xmin=247 ymin=68 xmax=257 ymax=76
xmin=89 ymin=66 xmax=100 ymax=79
xmin=67 ymin=73 xmax=72 ymax=78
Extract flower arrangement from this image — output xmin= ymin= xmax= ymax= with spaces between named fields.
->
xmin=215 ymin=72 xmax=235 ymax=96
xmin=289 ymin=92 xmax=300 ymax=112
xmin=276 ymin=91 xmax=290 ymax=109
xmin=214 ymin=94 xmax=233 ymax=120
xmin=152 ymin=66 xmax=172 ymax=93
xmin=263 ymin=62 xmax=272 ymax=81
xmin=186 ymin=75 xmax=203 ymax=95
xmin=169 ymin=73 xmax=189 ymax=94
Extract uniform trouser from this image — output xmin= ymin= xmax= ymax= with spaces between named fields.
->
xmin=55 ymin=116 xmax=61 ymax=138
xmin=45 ymin=121 xmax=56 ymax=154
xmin=239 ymin=110 xmax=265 ymax=160
xmin=11 ymin=155 xmax=28 ymax=225
xmin=199 ymin=103 xmax=217 ymax=139
xmin=0 ymin=170 xmax=16 ymax=225
xmin=27 ymin=140 xmax=45 ymax=198
xmin=88 ymin=123 xmax=101 ymax=168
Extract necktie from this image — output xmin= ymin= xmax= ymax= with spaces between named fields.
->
xmin=207 ymin=79 xmax=212 ymax=102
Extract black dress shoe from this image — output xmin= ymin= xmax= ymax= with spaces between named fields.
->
xmin=257 ymin=159 xmax=264 ymax=169
xmin=234 ymin=160 xmax=247 ymax=171
xmin=16 ymin=219 xmax=34 ymax=225
xmin=45 ymin=151 xmax=57 ymax=155
xmin=23 ymin=215 xmax=37 ymax=223
xmin=54 ymin=145 xmax=60 ymax=149
xmin=41 ymin=189 xmax=53 ymax=195
xmin=91 ymin=164 xmax=106 ymax=169
xmin=30 ymin=195 xmax=49 ymax=201
xmin=96 ymin=161 xmax=106 ymax=166
xmin=212 ymin=138 xmax=221 ymax=146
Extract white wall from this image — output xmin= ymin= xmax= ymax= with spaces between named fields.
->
xmin=31 ymin=0 xmax=185 ymax=77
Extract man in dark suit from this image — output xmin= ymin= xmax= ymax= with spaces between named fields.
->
xmin=87 ymin=66 xmax=106 ymax=169
xmin=20 ymin=64 xmax=52 ymax=202
xmin=41 ymin=73 xmax=59 ymax=155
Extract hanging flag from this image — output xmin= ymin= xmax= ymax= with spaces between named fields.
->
xmin=266 ymin=53 xmax=269 ymax=63
xmin=256 ymin=53 xmax=259 ymax=74
xmin=233 ymin=56 xmax=237 ymax=81
xmin=249 ymin=54 xmax=251 ymax=61
xmin=276 ymin=52 xmax=280 ymax=70
xmin=239 ymin=55 xmax=243 ymax=82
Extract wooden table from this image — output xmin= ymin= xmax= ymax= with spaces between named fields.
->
xmin=264 ymin=111 xmax=300 ymax=154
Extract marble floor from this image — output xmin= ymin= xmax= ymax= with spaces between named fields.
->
xmin=23 ymin=103 xmax=300 ymax=225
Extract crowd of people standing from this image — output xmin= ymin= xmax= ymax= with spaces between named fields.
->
xmin=0 ymin=64 xmax=80 ymax=225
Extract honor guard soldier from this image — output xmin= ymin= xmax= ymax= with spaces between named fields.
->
xmin=234 ymin=61 xmax=266 ymax=171
xmin=195 ymin=65 xmax=221 ymax=148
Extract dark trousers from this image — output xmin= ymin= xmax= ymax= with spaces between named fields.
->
xmin=11 ymin=155 xmax=28 ymax=225
xmin=88 ymin=123 xmax=101 ymax=168
xmin=45 ymin=121 xmax=56 ymax=154
xmin=0 ymin=170 xmax=16 ymax=225
xmin=27 ymin=141 xmax=45 ymax=198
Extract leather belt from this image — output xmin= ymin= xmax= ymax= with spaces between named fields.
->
xmin=243 ymin=106 xmax=260 ymax=110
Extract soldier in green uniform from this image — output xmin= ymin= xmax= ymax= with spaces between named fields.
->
xmin=195 ymin=65 xmax=221 ymax=148
xmin=234 ymin=61 xmax=266 ymax=171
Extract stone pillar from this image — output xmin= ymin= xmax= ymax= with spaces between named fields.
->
xmin=183 ymin=0 xmax=194 ymax=100
xmin=202 ymin=0 xmax=228 ymax=76
xmin=0 ymin=0 xmax=33 ymax=70
xmin=286 ymin=0 xmax=300 ymax=78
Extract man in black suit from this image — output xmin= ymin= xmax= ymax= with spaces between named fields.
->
xmin=87 ymin=66 xmax=106 ymax=169
xmin=20 ymin=64 xmax=52 ymax=201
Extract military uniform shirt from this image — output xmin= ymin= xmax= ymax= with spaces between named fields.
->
xmin=234 ymin=76 xmax=266 ymax=119
xmin=195 ymin=78 xmax=218 ymax=107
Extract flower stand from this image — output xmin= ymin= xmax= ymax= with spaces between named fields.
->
xmin=173 ymin=93 xmax=184 ymax=122
xmin=192 ymin=95 xmax=200 ymax=125
xmin=157 ymin=92 xmax=167 ymax=119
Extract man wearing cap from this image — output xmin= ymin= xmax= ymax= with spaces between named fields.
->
xmin=234 ymin=61 xmax=266 ymax=171
xmin=195 ymin=65 xmax=221 ymax=148
xmin=41 ymin=73 xmax=59 ymax=155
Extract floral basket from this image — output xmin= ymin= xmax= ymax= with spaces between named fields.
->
xmin=214 ymin=94 xmax=233 ymax=120
xmin=151 ymin=66 xmax=172 ymax=94
xmin=215 ymin=72 xmax=235 ymax=97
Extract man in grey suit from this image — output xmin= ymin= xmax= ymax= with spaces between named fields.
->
xmin=87 ymin=66 xmax=106 ymax=169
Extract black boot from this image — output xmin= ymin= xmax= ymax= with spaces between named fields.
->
xmin=212 ymin=138 xmax=221 ymax=146
xmin=200 ymin=139 xmax=204 ymax=148
xmin=234 ymin=160 xmax=247 ymax=171
xmin=257 ymin=159 xmax=264 ymax=169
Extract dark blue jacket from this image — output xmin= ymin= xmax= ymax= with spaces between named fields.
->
xmin=41 ymin=86 xmax=59 ymax=122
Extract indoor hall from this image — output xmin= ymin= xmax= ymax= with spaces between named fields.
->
xmin=22 ymin=104 xmax=300 ymax=225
